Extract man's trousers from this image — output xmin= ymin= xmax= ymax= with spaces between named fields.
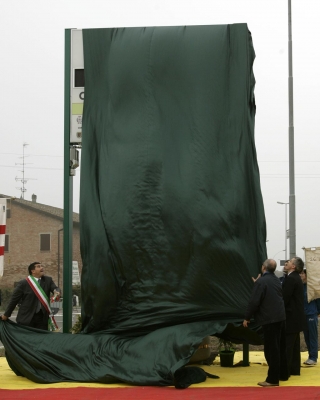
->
xmin=303 ymin=314 xmax=318 ymax=362
xmin=286 ymin=332 xmax=301 ymax=375
xmin=263 ymin=320 xmax=288 ymax=384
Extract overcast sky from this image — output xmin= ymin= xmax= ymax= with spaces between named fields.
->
xmin=0 ymin=0 xmax=319 ymax=266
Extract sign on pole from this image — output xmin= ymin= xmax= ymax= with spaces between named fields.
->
xmin=72 ymin=261 xmax=81 ymax=285
xmin=70 ymin=29 xmax=84 ymax=144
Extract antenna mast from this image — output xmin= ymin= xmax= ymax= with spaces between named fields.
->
xmin=15 ymin=143 xmax=35 ymax=199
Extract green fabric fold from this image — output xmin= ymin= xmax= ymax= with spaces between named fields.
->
xmin=0 ymin=23 xmax=266 ymax=385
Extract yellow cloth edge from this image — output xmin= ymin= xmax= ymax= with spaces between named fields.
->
xmin=0 ymin=351 xmax=319 ymax=390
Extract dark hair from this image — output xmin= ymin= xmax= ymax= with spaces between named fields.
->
xmin=263 ymin=259 xmax=277 ymax=273
xmin=28 ymin=262 xmax=40 ymax=275
xmin=292 ymin=257 xmax=304 ymax=273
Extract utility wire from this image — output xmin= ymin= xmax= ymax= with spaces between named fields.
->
xmin=0 ymin=165 xmax=63 ymax=170
xmin=0 ymin=152 xmax=63 ymax=157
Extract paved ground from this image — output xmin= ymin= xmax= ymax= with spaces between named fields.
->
xmin=210 ymin=328 xmax=313 ymax=353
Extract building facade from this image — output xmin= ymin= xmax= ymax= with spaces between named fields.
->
xmin=0 ymin=194 xmax=81 ymax=291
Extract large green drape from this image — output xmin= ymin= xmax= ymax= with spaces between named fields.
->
xmin=80 ymin=23 xmax=266 ymax=333
xmin=0 ymin=24 xmax=266 ymax=385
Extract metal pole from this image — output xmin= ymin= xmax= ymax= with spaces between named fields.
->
xmin=285 ymin=203 xmax=287 ymax=260
xmin=288 ymin=0 xmax=296 ymax=258
xmin=22 ymin=144 xmax=25 ymax=199
xmin=63 ymin=29 xmax=73 ymax=333
xmin=277 ymin=201 xmax=289 ymax=259
xmin=57 ymin=228 xmax=63 ymax=288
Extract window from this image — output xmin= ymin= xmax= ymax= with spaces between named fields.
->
xmin=6 ymin=209 xmax=11 ymax=218
xmin=5 ymin=235 xmax=9 ymax=252
xmin=40 ymin=233 xmax=51 ymax=251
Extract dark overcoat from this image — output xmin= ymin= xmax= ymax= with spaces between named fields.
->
xmin=245 ymin=271 xmax=286 ymax=325
xmin=282 ymin=270 xmax=306 ymax=333
xmin=4 ymin=276 xmax=58 ymax=326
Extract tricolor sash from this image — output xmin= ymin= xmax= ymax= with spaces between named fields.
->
xmin=0 ymin=198 xmax=7 ymax=277
xmin=26 ymin=276 xmax=59 ymax=331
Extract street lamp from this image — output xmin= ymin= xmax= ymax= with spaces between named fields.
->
xmin=277 ymin=201 xmax=289 ymax=260
xmin=288 ymin=0 xmax=296 ymax=258
xmin=272 ymin=250 xmax=285 ymax=259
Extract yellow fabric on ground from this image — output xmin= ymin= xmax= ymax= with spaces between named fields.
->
xmin=0 ymin=352 xmax=319 ymax=390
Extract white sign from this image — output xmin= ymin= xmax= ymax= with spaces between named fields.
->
xmin=70 ymin=29 xmax=84 ymax=144
xmin=72 ymin=260 xmax=81 ymax=285
xmin=304 ymin=247 xmax=320 ymax=302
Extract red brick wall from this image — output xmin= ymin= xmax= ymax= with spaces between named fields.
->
xmin=0 ymin=202 xmax=82 ymax=293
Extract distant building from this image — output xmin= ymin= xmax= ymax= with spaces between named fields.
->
xmin=0 ymin=194 xmax=81 ymax=290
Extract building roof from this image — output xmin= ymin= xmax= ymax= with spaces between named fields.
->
xmin=0 ymin=194 xmax=79 ymax=223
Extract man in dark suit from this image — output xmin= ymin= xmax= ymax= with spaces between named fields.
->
xmin=1 ymin=262 xmax=60 ymax=330
xmin=282 ymin=256 xmax=306 ymax=376
xmin=243 ymin=259 xmax=288 ymax=387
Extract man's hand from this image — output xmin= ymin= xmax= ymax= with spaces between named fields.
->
xmin=1 ymin=315 xmax=8 ymax=321
xmin=51 ymin=290 xmax=61 ymax=302
xmin=243 ymin=320 xmax=250 ymax=328
xmin=252 ymin=274 xmax=261 ymax=283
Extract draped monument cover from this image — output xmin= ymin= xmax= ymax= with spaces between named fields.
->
xmin=0 ymin=23 xmax=266 ymax=385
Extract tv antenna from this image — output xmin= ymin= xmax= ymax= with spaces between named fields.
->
xmin=15 ymin=143 xmax=36 ymax=199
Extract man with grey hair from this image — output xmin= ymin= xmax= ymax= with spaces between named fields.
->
xmin=243 ymin=259 xmax=288 ymax=387
xmin=282 ymin=256 xmax=306 ymax=377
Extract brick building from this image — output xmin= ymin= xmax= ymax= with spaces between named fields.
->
xmin=0 ymin=194 xmax=81 ymax=292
